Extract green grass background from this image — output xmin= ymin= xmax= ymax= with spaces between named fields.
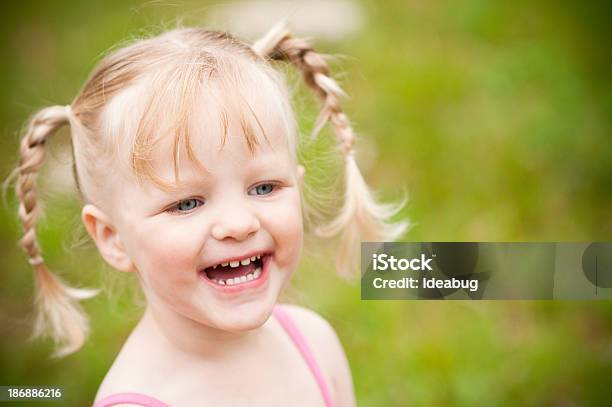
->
xmin=1 ymin=1 xmax=611 ymax=405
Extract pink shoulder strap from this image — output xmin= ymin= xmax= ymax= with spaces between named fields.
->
xmin=273 ymin=305 xmax=335 ymax=407
xmin=92 ymin=392 xmax=169 ymax=407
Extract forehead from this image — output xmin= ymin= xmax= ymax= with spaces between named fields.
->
xmin=103 ymin=54 xmax=297 ymax=190
xmin=145 ymin=73 xmax=296 ymax=189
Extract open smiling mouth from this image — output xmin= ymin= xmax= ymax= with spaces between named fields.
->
xmin=201 ymin=254 xmax=268 ymax=286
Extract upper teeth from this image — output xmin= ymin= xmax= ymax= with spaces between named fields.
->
xmin=213 ymin=254 xmax=261 ymax=269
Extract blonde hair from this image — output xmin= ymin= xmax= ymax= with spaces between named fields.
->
xmin=10 ymin=24 xmax=408 ymax=357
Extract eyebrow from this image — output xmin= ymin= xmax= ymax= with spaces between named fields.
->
xmin=153 ymin=151 xmax=291 ymax=196
xmin=162 ymin=178 xmax=211 ymax=194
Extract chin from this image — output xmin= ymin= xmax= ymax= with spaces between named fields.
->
xmin=201 ymin=298 xmax=277 ymax=332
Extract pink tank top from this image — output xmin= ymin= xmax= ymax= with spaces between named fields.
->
xmin=92 ymin=305 xmax=334 ymax=407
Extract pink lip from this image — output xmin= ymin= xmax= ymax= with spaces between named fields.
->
xmin=199 ymin=254 xmax=272 ymax=295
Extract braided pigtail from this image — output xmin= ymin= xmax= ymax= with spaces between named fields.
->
xmin=14 ymin=105 xmax=98 ymax=357
xmin=253 ymin=24 xmax=409 ymax=277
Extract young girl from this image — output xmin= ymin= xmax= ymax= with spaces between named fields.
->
xmin=11 ymin=23 xmax=406 ymax=406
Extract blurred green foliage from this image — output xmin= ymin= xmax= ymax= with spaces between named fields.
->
xmin=1 ymin=0 xmax=611 ymax=406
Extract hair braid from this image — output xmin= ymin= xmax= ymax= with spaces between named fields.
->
xmin=253 ymin=24 xmax=409 ymax=277
xmin=15 ymin=105 xmax=97 ymax=357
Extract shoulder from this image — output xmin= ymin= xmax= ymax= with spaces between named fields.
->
xmin=95 ymin=373 xmax=168 ymax=407
xmin=277 ymin=304 xmax=357 ymax=407
xmin=93 ymin=332 xmax=168 ymax=406
xmin=278 ymin=304 xmax=338 ymax=349
xmin=96 ymin=404 xmax=145 ymax=407
xmin=94 ymin=348 xmax=144 ymax=400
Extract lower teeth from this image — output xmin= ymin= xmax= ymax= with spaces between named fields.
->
xmin=214 ymin=267 xmax=261 ymax=286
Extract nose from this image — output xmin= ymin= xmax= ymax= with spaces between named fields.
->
xmin=210 ymin=201 xmax=260 ymax=241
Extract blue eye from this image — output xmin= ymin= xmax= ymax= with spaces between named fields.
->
xmin=169 ymin=198 xmax=204 ymax=213
xmin=249 ymin=183 xmax=276 ymax=196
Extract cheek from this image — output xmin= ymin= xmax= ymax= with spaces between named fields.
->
xmin=262 ymin=192 xmax=304 ymax=268
xmin=126 ymin=217 xmax=205 ymax=284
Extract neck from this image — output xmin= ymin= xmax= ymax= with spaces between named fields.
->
xmin=135 ymin=304 xmax=271 ymax=360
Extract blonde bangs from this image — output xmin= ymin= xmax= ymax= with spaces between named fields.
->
xmin=112 ymin=51 xmax=296 ymax=191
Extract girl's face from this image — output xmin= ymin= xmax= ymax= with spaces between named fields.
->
xmin=108 ymin=100 xmax=304 ymax=332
